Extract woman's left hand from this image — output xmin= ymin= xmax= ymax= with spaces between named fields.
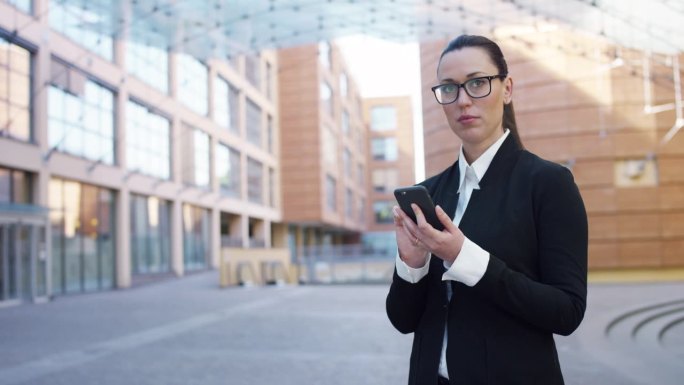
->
xmin=410 ymin=204 xmax=466 ymax=264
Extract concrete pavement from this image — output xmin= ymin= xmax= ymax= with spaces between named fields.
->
xmin=0 ymin=271 xmax=682 ymax=385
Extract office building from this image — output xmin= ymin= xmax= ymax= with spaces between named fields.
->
xmin=363 ymin=96 xmax=416 ymax=253
xmin=0 ymin=1 xmax=283 ymax=305
xmin=278 ymin=41 xmax=369 ymax=257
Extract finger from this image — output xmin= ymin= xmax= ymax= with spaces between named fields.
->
xmin=411 ymin=203 xmax=429 ymax=229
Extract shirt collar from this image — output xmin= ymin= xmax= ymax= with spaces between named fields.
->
xmin=458 ymin=129 xmax=511 ymax=191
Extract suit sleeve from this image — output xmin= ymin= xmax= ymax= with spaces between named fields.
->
xmin=472 ymin=166 xmax=588 ymax=336
xmin=386 ymin=264 xmax=431 ymax=334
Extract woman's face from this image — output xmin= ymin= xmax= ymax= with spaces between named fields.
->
xmin=436 ymin=47 xmax=512 ymax=153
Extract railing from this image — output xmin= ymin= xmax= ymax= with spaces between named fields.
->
xmin=296 ymin=244 xmax=395 ymax=284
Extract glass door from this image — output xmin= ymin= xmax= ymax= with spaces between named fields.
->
xmin=0 ymin=222 xmax=47 ymax=306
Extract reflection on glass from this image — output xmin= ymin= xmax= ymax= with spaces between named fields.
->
xmin=182 ymin=204 xmax=210 ymax=271
xmin=49 ymin=178 xmax=115 ymax=295
xmin=126 ymin=100 xmax=171 ymax=179
xmin=177 ymin=54 xmax=208 ymax=115
xmin=130 ymin=194 xmax=171 ymax=275
xmin=0 ymin=36 xmax=31 ymax=141
xmin=49 ymin=1 xmax=113 ymax=60
xmin=126 ymin=39 xmax=169 ymax=93
xmin=48 ymin=80 xmax=115 ymax=164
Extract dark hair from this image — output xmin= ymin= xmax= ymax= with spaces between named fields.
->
xmin=439 ymin=35 xmax=523 ymax=148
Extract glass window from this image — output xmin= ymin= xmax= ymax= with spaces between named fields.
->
xmin=6 ymin=0 xmax=32 ymax=13
xmin=358 ymin=163 xmax=365 ymax=187
xmin=216 ymin=143 xmax=241 ymax=197
xmin=267 ymin=115 xmax=274 ymax=154
xmin=269 ymin=168 xmax=276 ymax=207
xmin=341 ymin=110 xmax=350 ymax=136
xmin=372 ymin=169 xmax=399 ymax=193
xmin=325 ymin=174 xmax=336 ymax=212
xmin=371 ymin=137 xmax=398 ymax=161
xmin=265 ymin=61 xmax=273 ymax=100
xmin=182 ymin=204 xmax=210 ymax=271
xmin=181 ymin=125 xmax=210 ymax=188
xmin=318 ymin=41 xmax=331 ymax=69
xmin=343 ymin=148 xmax=352 ymax=178
xmin=49 ymin=178 xmax=115 ymax=295
xmin=126 ymin=100 xmax=171 ymax=179
xmin=340 ymin=72 xmax=348 ymax=97
xmin=247 ymin=157 xmax=263 ymax=204
xmin=49 ymin=1 xmax=113 ymax=60
xmin=246 ymin=98 xmax=262 ymax=147
xmin=320 ymin=82 xmax=333 ymax=116
xmin=371 ymin=106 xmax=397 ymax=131
xmin=245 ymin=54 xmax=260 ymax=90
xmin=373 ymin=200 xmax=394 ymax=224
xmin=345 ymin=188 xmax=354 ymax=219
xmin=0 ymin=36 xmax=31 ymax=142
xmin=177 ymin=54 xmax=208 ymax=115
xmin=0 ymin=166 xmax=32 ymax=203
xmin=126 ymin=39 xmax=168 ymax=93
xmin=48 ymin=78 xmax=115 ymax=165
xmin=214 ymin=76 xmax=239 ymax=135
xmin=130 ymin=194 xmax=172 ymax=275
xmin=359 ymin=197 xmax=366 ymax=224
xmin=322 ymin=125 xmax=337 ymax=165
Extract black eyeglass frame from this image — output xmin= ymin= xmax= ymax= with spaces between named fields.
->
xmin=431 ymin=74 xmax=508 ymax=105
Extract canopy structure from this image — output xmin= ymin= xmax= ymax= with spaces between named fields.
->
xmin=52 ymin=0 xmax=683 ymax=60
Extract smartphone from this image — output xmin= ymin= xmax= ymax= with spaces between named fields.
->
xmin=393 ymin=185 xmax=444 ymax=231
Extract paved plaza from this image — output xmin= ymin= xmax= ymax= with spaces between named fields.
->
xmin=0 ymin=271 xmax=683 ymax=385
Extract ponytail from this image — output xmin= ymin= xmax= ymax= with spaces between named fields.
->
xmin=504 ymin=102 xmax=523 ymax=148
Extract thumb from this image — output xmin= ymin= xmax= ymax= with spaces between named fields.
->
xmin=435 ymin=205 xmax=457 ymax=233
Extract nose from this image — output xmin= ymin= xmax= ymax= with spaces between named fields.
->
xmin=455 ymin=87 xmax=472 ymax=106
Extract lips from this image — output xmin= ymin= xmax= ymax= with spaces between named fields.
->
xmin=458 ymin=114 xmax=478 ymax=124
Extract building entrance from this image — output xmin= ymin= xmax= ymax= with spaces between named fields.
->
xmin=0 ymin=214 xmax=48 ymax=306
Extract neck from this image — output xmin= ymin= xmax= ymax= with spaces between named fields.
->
xmin=462 ymin=129 xmax=505 ymax=164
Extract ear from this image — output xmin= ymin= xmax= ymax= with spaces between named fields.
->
xmin=503 ymin=76 xmax=513 ymax=104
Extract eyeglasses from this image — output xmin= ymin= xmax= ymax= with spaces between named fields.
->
xmin=431 ymin=74 xmax=507 ymax=105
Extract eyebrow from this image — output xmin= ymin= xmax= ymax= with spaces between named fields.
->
xmin=440 ymin=71 xmax=488 ymax=83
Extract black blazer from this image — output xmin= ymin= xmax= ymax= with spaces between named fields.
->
xmin=386 ymin=135 xmax=588 ymax=385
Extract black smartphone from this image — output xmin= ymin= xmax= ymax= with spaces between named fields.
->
xmin=393 ymin=185 xmax=444 ymax=231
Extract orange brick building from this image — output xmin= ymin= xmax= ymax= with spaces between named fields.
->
xmin=420 ymin=31 xmax=684 ymax=270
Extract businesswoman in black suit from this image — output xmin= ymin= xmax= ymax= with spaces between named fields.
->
xmin=386 ymin=35 xmax=588 ymax=385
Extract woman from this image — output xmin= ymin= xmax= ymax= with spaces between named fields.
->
xmin=386 ymin=35 xmax=588 ymax=385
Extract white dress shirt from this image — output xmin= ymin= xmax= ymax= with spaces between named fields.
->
xmin=395 ymin=129 xmax=510 ymax=379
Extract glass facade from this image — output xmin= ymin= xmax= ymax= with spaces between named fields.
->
xmin=0 ymin=36 xmax=31 ymax=142
xmin=214 ymin=76 xmax=239 ymax=134
xmin=177 ymin=54 xmax=208 ymax=115
xmin=245 ymin=54 xmax=260 ymax=90
xmin=371 ymin=137 xmax=398 ymax=161
xmin=130 ymin=194 xmax=171 ymax=275
xmin=372 ymin=169 xmax=399 ymax=193
xmin=49 ymin=1 xmax=113 ymax=60
xmin=0 ymin=166 xmax=32 ymax=203
xmin=126 ymin=39 xmax=169 ymax=93
xmin=216 ymin=143 xmax=241 ymax=197
xmin=182 ymin=126 xmax=210 ymax=188
xmin=126 ymin=100 xmax=171 ymax=179
xmin=247 ymin=157 xmax=263 ymax=204
xmin=49 ymin=178 xmax=115 ymax=295
xmin=182 ymin=204 xmax=210 ymax=271
xmin=370 ymin=106 xmax=398 ymax=131
xmin=373 ymin=200 xmax=394 ymax=224
xmin=6 ymin=0 xmax=31 ymax=13
xmin=48 ymin=80 xmax=115 ymax=164
xmin=320 ymin=81 xmax=333 ymax=116
xmin=325 ymin=174 xmax=336 ymax=212
xmin=246 ymin=98 xmax=262 ymax=147
xmin=345 ymin=188 xmax=353 ymax=218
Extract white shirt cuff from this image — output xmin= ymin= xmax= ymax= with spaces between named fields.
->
xmin=395 ymin=252 xmax=432 ymax=283
xmin=442 ymin=237 xmax=490 ymax=286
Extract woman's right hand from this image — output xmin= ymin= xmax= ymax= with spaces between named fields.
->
xmin=393 ymin=205 xmax=430 ymax=268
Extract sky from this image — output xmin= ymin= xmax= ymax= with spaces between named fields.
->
xmin=336 ymin=35 xmax=426 ymax=182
